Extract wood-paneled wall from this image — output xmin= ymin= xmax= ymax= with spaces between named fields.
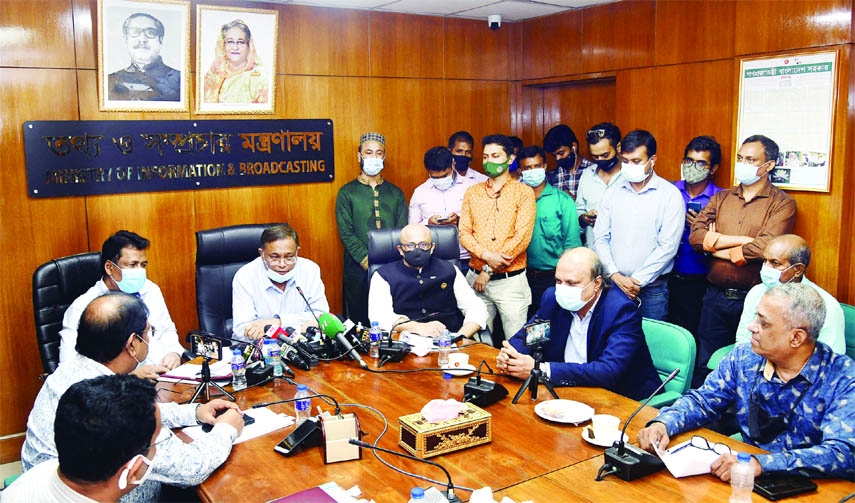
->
xmin=1 ymin=0 xmax=854 ymax=463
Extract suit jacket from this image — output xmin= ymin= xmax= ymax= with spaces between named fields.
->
xmin=509 ymin=285 xmax=661 ymax=400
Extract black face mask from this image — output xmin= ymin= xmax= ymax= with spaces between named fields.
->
xmin=594 ymin=156 xmax=619 ymax=172
xmin=556 ymin=151 xmax=576 ymax=170
xmin=452 ymin=155 xmax=471 ymax=172
xmin=403 ymin=249 xmax=431 ymax=268
xmin=748 ymin=399 xmax=789 ymax=444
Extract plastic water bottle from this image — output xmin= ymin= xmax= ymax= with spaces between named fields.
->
xmin=729 ymin=452 xmax=755 ymax=503
xmin=294 ymin=384 xmax=311 ymax=425
xmin=230 ymin=348 xmax=247 ymax=391
xmin=369 ymin=321 xmax=382 ymax=361
xmin=263 ymin=338 xmax=283 ymax=377
xmin=437 ymin=330 xmax=451 ymax=366
xmin=408 ymin=487 xmax=425 ymax=502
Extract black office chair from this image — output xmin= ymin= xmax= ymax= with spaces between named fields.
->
xmin=32 ymin=252 xmax=103 ymax=376
xmin=195 ymin=223 xmax=282 ymax=342
xmin=367 ymin=225 xmax=461 ymax=279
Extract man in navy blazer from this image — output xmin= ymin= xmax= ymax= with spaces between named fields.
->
xmin=497 ymin=247 xmax=661 ymax=400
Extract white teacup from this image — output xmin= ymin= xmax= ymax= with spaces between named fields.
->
xmin=447 ymin=352 xmax=469 ymax=368
xmin=591 ymin=414 xmax=621 ymax=437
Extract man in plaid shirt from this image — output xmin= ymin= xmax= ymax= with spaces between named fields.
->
xmin=544 ymin=124 xmax=595 ymax=201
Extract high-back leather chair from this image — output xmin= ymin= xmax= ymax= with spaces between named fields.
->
xmin=32 ymin=252 xmax=103 ymax=375
xmin=367 ymin=225 xmax=461 ymax=280
xmin=195 ymin=224 xmax=281 ymax=341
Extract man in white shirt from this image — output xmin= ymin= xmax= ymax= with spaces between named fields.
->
xmin=22 ymin=293 xmax=244 ymax=503
xmin=59 ymin=230 xmax=184 ymax=379
xmin=5 ymin=375 xmax=162 ymax=502
xmin=232 ymin=224 xmax=329 ymax=340
xmin=369 ymin=223 xmax=487 ymax=339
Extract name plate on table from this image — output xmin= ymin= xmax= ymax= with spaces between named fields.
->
xmin=399 ymin=402 xmax=491 ymax=458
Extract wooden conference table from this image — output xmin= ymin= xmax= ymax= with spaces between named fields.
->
xmin=170 ymin=343 xmax=853 ymax=502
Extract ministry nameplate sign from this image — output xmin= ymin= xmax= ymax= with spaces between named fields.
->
xmin=24 ymin=119 xmax=334 ymax=198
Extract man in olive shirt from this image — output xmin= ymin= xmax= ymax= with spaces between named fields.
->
xmin=518 ymin=145 xmax=582 ymax=317
xmin=689 ymin=134 xmax=796 ymax=386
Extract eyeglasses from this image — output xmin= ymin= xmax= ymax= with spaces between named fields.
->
xmin=670 ymin=435 xmax=732 ymax=456
xmin=264 ymin=254 xmax=298 ymax=265
xmin=225 ymin=39 xmax=248 ymax=48
xmin=682 ymin=158 xmax=712 ymax=170
xmin=399 ymin=242 xmax=432 ymax=251
xmin=586 ymin=129 xmax=607 ymax=144
xmin=126 ymin=27 xmax=159 ymax=39
xmin=135 ymin=326 xmax=156 ymax=344
xmin=144 ymin=429 xmax=174 ymax=454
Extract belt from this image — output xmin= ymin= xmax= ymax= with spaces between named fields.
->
xmin=527 ymin=268 xmax=555 ymax=277
xmin=713 ymin=285 xmax=749 ymax=300
xmin=647 ymin=273 xmax=670 ymax=285
xmin=671 ymin=273 xmax=706 ymax=281
xmin=492 ymin=268 xmax=526 ymax=280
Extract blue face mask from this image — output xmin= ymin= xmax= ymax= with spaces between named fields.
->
xmin=362 ymin=157 xmax=384 ymax=176
xmin=521 ymin=168 xmax=546 ymax=187
xmin=111 ymin=262 xmax=146 ymax=294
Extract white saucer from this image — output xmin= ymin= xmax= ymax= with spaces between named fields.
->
xmin=582 ymin=426 xmax=628 ymax=447
xmin=441 ymin=363 xmax=476 ymax=376
xmin=534 ymin=399 xmax=595 ymax=424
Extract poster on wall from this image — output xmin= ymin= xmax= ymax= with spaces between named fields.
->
xmin=98 ymin=0 xmax=190 ymax=112
xmin=195 ymin=4 xmax=278 ymax=115
xmin=736 ymin=50 xmax=837 ymax=192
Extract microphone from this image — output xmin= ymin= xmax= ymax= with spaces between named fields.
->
xmin=348 ymin=439 xmax=462 ymax=503
xmin=258 ymin=326 xmax=296 ymax=377
xmin=463 ymin=360 xmax=508 ymax=407
xmin=319 ymin=313 xmax=368 ymax=369
xmin=295 ymin=285 xmax=321 ymax=327
xmin=252 ymin=392 xmax=340 ymax=415
xmin=597 ymin=368 xmax=680 ymax=482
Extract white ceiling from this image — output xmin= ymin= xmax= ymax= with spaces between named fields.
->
xmin=267 ymin=0 xmax=617 ymax=21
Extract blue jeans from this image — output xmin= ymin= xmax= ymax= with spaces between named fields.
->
xmin=692 ymin=286 xmax=747 ymax=387
xmin=638 ymin=279 xmax=668 ymax=321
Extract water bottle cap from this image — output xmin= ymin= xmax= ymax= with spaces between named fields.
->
xmin=296 ymin=384 xmax=308 ymax=391
xmin=410 ymin=487 xmax=424 ymax=498
xmin=371 ymin=321 xmax=379 ymax=327
xmin=737 ymin=452 xmax=751 ymax=462
xmin=233 ymin=348 xmax=241 ymax=354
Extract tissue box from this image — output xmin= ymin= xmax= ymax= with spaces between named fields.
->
xmin=398 ymin=402 xmax=491 ymax=458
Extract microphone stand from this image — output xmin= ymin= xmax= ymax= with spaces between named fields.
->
xmin=348 ymin=439 xmax=462 ymax=503
xmin=511 ymin=341 xmax=558 ymax=403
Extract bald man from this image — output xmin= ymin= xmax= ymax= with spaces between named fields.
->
xmin=733 ymin=234 xmax=845 ymax=353
xmin=497 ymin=247 xmax=661 ymax=400
xmin=368 ymin=223 xmax=487 ymax=339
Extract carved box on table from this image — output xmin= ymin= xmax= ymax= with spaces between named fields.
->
xmin=398 ymin=403 xmax=492 ymax=458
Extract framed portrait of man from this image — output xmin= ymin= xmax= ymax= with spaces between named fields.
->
xmin=98 ymin=0 xmax=190 ymax=112
xmin=195 ymin=5 xmax=278 ymax=115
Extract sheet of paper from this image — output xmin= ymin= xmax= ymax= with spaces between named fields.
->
xmin=159 ymin=359 xmax=232 ymax=383
xmin=183 ymin=407 xmax=293 ymax=444
xmin=653 ymin=439 xmax=720 ymax=478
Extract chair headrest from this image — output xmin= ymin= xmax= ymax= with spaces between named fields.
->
xmin=196 ymin=223 xmax=284 ymax=266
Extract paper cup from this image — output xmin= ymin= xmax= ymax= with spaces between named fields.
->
xmin=591 ymin=414 xmax=621 ymax=436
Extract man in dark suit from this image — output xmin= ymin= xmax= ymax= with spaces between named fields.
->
xmin=496 ymin=247 xmax=661 ymax=400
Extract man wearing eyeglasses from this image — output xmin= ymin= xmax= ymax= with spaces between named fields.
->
xmin=59 ymin=230 xmax=184 ymax=378
xmin=22 ymin=293 xmax=245 ymax=502
xmin=669 ymin=136 xmax=724 ymax=336
xmin=576 ymin=122 xmax=624 ymax=247
xmin=688 ymin=135 xmax=796 ymax=387
xmin=368 ymin=223 xmax=486 ymax=339
xmin=233 ymin=224 xmax=330 ymax=340
xmin=108 ymin=13 xmax=181 ymax=102
xmin=639 ymin=283 xmax=855 ymax=482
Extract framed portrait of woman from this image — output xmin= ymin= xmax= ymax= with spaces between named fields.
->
xmin=196 ymin=5 xmax=278 ymax=114
xmin=98 ymin=0 xmax=190 ymax=112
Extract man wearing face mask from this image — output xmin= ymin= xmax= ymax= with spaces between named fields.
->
xmin=669 ymin=136 xmax=724 ymax=335
xmin=689 ymin=134 xmax=796 ymax=387
xmin=576 ymin=122 xmax=624 ymax=247
xmin=544 ymin=124 xmax=595 ymax=201
xmin=732 ymin=234 xmax=845 ymax=353
xmin=448 ymin=131 xmax=488 ymax=184
xmin=58 ymin=230 xmax=184 ymax=377
xmin=639 ymin=283 xmax=855 ymax=482
xmin=336 ymin=132 xmax=407 ymax=324
xmin=459 ymin=134 xmax=537 ymax=345
xmin=368 ymin=224 xmax=487 ymax=339
xmin=5 ymin=375 xmax=163 ymax=502
xmin=592 ymin=129 xmax=685 ymax=321
xmin=496 ymin=247 xmax=660 ymax=400
xmin=518 ymin=145 xmax=582 ymax=318
xmin=22 ymin=293 xmax=244 ymax=503
xmin=232 ymin=224 xmax=329 ymax=340
xmin=409 ymin=146 xmax=476 ymax=274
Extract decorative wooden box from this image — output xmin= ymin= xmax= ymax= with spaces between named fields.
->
xmin=398 ymin=403 xmax=492 ymax=458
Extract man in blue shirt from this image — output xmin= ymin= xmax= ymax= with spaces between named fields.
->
xmin=669 ymin=136 xmax=724 ymax=335
xmin=638 ymin=283 xmax=855 ymax=481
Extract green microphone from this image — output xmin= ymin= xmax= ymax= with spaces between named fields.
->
xmin=319 ymin=313 xmax=368 ymax=369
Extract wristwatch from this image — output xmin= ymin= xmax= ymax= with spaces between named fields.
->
xmin=481 ymin=264 xmax=493 ymax=275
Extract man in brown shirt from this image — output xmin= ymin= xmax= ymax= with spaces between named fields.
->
xmin=688 ymin=134 xmax=796 ymax=386
xmin=459 ymin=134 xmax=537 ymax=345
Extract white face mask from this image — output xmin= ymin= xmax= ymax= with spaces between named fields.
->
xmin=362 ymin=157 xmax=384 ymax=176
xmin=431 ymin=174 xmax=454 ymax=191
xmin=118 ymin=453 xmax=153 ymax=491
xmin=266 ymin=264 xmax=296 ymax=284
xmin=555 ymin=280 xmax=595 ymax=312
xmin=111 ymin=262 xmax=146 ymax=294
xmin=759 ymin=263 xmax=796 ymax=289
xmin=621 ymin=159 xmax=652 ymax=183
xmin=735 ymin=162 xmax=764 ymax=185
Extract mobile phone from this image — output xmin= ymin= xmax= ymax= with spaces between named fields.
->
xmin=201 ymin=412 xmax=255 ymax=433
xmin=274 ymin=418 xmax=321 ymax=456
xmin=687 ymin=202 xmax=702 ymax=213
xmin=436 ymin=217 xmax=450 ymax=223
xmin=524 ymin=320 xmax=550 ymax=347
xmin=753 ymin=474 xmax=817 ymax=500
